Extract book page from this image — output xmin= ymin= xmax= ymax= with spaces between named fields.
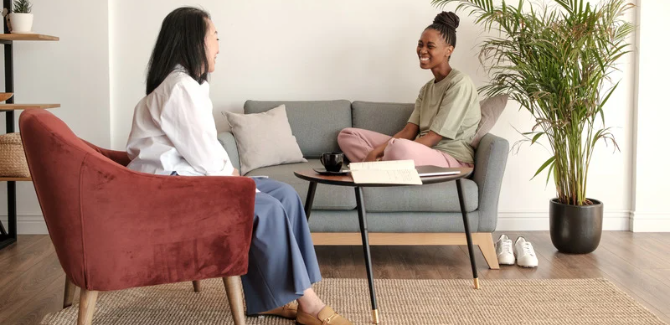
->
xmin=351 ymin=169 xmax=422 ymax=185
xmin=349 ymin=160 xmax=415 ymax=171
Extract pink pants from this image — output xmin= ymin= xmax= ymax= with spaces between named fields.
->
xmin=337 ymin=128 xmax=472 ymax=168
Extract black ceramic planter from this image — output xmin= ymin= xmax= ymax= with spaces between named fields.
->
xmin=549 ymin=198 xmax=603 ymax=254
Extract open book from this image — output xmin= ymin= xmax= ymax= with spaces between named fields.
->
xmin=349 ymin=160 xmax=422 ymax=185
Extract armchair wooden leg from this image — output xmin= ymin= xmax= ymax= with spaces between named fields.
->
xmin=192 ymin=280 xmax=201 ymax=293
xmin=63 ymin=277 xmax=76 ymax=308
xmin=77 ymin=289 xmax=98 ymax=325
xmin=478 ymin=233 xmax=500 ymax=270
xmin=223 ymin=276 xmax=246 ymax=325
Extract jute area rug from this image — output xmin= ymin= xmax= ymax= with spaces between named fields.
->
xmin=42 ymin=278 xmax=666 ymax=325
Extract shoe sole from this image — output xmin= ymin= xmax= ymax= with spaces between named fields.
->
xmin=247 ymin=314 xmax=295 ymax=320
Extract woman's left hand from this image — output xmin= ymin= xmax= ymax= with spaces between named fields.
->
xmin=415 ymin=131 xmax=443 ymax=148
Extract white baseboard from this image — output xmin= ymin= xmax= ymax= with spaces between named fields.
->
xmin=0 ymin=215 xmax=48 ymax=234
xmin=2 ymin=211 xmax=634 ymax=235
xmin=629 ymin=212 xmax=670 ymax=232
xmin=496 ymin=211 xmax=631 ymax=231
xmin=3 ymin=211 xmax=667 ymax=234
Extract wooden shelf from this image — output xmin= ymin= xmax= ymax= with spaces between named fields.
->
xmin=0 ymin=104 xmax=60 ymax=110
xmin=0 ymin=177 xmax=31 ymax=182
xmin=0 ymin=34 xmax=59 ymax=41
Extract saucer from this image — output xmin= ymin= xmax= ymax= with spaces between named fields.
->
xmin=313 ymin=168 xmax=350 ymax=176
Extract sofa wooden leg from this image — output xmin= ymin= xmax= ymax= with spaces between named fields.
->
xmin=223 ymin=276 xmax=246 ymax=325
xmin=63 ymin=277 xmax=76 ymax=308
xmin=478 ymin=233 xmax=500 ymax=270
xmin=77 ymin=289 xmax=98 ymax=325
xmin=192 ymin=280 xmax=201 ymax=293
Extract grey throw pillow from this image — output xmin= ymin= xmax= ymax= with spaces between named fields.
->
xmin=471 ymin=95 xmax=509 ymax=148
xmin=226 ymin=105 xmax=307 ymax=175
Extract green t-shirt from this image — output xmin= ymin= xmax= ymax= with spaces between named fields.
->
xmin=407 ymin=69 xmax=481 ymax=164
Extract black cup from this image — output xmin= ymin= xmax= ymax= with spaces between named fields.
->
xmin=320 ymin=152 xmax=344 ymax=172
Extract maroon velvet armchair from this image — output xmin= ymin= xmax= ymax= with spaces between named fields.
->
xmin=19 ymin=110 xmax=256 ymax=325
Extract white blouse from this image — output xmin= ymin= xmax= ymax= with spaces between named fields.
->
xmin=126 ymin=67 xmax=235 ymax=176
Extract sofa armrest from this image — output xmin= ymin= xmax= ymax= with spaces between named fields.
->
xmin=218 ymin=132 xmax=240 ymax=170
xmin=473 ymin=133 xmax=509 ymax=232
xmin=78 ymin=155 xmax=256 ymax=291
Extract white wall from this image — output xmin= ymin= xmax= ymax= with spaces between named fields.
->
xmin=109 ymin=0 xmax=460 ymax=147
xmin=6 ymin=0 xmax=662 ymax=233
xmin=109 ymin=0 xmax=637 ymax=231
xmin=0 ymin=0 xmax=110 ymax=233
xmin=631 ymin=0 xmax=670 ymax=232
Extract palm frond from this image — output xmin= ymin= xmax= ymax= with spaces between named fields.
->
xmin=431 ymin=0 xmax=634 ymax=205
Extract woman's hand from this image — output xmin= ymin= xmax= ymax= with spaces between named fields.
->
xmin=414 ymin=131 xmax=443 ymax=148
xmin=232 ymin=168 xmax=240 ymax=176
xmin=364 ymin=148 xmax=383 ymax=162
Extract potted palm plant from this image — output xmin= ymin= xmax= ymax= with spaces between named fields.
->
xmin=8 ymin=0 xmax=33 ymax=34
xmin=431 ymin=0 xmax=634 ymax=253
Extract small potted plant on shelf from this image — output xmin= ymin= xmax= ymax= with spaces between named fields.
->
xmin=431 ymin=0 xmax=634 ymax=254
xmin=8 ymin=0 xmax=33 ymax=34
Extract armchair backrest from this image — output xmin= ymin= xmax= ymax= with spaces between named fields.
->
xmin=19 ymin=110 xmax=126 ymax=286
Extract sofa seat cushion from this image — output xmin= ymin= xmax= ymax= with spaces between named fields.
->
xmin=308 ymin=211 xmax=483 ymax=233
xmin=246 ymin=159 xmax=356 ymax=210
xmin=362 ymin=179 xmax=478 ymax=212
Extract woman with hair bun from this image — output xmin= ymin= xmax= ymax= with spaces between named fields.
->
xmin=338 ymin=11 xmax=481 ymax=168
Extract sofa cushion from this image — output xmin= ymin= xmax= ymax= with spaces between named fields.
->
xmin=246 ymin=159 xmax=356 ymax=210
xmin=471 ymin=95 xmax=508 ymax=148
xmin=244 ymin=100 xmax=352 ymax=158
xmin=362 ymin=179 xmax=478 ymax=212
xmin=308 ymin=211 xmax=482 ymax=233
xmin=226 ymin=105 xmax=307 ymax=175
xmin=351 ymin=102 xmax=414 ymax=136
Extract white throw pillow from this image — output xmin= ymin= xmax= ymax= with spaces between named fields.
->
xmin=226 ymin=105 xmax=307 ymax=175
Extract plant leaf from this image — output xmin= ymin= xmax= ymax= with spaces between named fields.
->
xmin=532 ymin=156 xmax=556 ymax=180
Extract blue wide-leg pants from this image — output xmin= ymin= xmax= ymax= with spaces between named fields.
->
xmin=242 ymin=178 xmax=322 ymax=314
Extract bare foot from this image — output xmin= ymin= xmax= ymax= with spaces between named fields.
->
xmin=297 ymin=288 xmax=326 ymax=318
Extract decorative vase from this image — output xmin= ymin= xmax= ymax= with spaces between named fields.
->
xmin=549 ymin=198 xmax=603 ymax=254
xmin=8 ymin=13 xmax=33 ymax=34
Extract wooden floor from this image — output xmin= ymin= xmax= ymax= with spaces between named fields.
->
xmin=1 ymin=232 xmax=669 ymax=324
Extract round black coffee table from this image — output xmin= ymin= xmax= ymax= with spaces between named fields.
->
xmin=294 ymin=167 xmax=478 ymax=324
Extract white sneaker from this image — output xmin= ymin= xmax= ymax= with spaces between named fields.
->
xmin=495 ymin=234 xmax=515 ymax=265
xmin=514 ymin=236 xmax=539 ymax=268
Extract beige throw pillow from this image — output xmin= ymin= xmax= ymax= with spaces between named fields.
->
xmin=226 ymin=105 xmax=307 ymax=175
xmin=471 ymin=95 xmax=509 ymax=148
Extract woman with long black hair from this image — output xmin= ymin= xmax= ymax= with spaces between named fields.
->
xmin=126 ymin=7 xmax=351 ymax=325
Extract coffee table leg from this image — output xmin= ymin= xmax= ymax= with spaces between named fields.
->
xmin=456 ymin=179 xmax=480 ymax=289
xmin=304 ymin=182 xmax=317 ymax=220
xmin=354 ymin=187 xmax=379 ymax=324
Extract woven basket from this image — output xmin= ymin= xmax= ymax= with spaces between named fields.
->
xmin=0 ymin=133 xmax=30 ymax=177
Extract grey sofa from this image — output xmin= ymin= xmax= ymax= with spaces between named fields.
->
xmin=218 ymin=100 xmax=509 ymax=269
